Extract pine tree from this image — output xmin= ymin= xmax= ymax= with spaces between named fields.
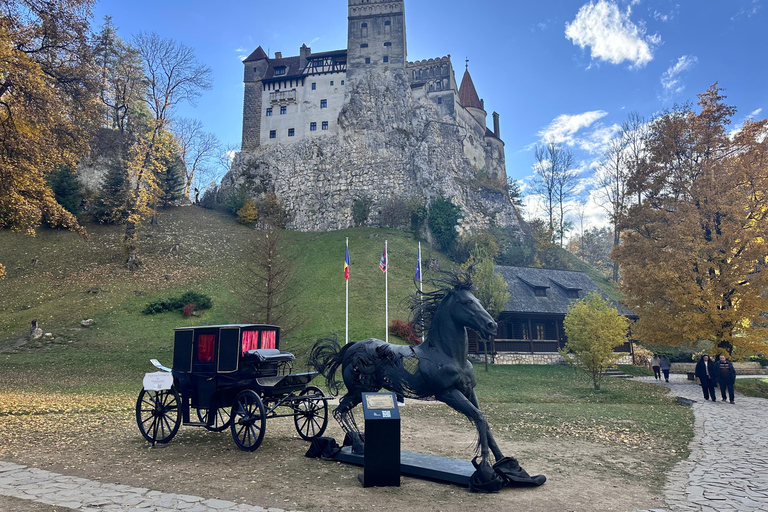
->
xmin=93 ymin=162 xmax=129 ymax=224
xmin=46 ymin=166 xmax=83 ymax=220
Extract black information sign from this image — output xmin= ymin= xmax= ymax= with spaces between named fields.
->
xmin=359 ymin=392 xmax=400 ymax=487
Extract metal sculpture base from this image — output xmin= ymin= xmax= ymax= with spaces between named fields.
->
xmin=334 ymin=446 xmax=474 ymax=486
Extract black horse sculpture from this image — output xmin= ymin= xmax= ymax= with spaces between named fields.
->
xmin=309 ymin=271 xmax=504 ymax=466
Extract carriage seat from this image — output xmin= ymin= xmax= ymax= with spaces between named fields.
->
xmin=243 ymin=349 xmax=295 ymax=364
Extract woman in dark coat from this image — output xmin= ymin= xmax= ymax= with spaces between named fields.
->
xmin=694 ymin=354 xmax=717 ymax=401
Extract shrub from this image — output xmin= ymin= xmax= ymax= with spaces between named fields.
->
xmin=143 ymin=291 xmax=213 ymax=315
xmin=237 ymin=199 xmax=258 ymax=225
xmin=352 ymin=196 xmax=372 ymax=227
xmin=380 ymin=197 xmax=410 ymax=229
xmin=182 ymin=303 xmax=196 ymax=317
xmin=389 ymin=319 xmax=420 ymax=344
xmin=407 ymin=198 xmax=427 ymax=234
xmin=428 ymin=196 xmax=462 ymax=253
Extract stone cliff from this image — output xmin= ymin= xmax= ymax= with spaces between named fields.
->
xmin=224 ymin=69 xmax=524 ymax=234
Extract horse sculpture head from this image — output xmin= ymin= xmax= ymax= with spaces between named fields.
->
xmin=446 ymin=287 xmax=498 ymax=339
xmin=410 ymin=269 xmax=498 ymax=340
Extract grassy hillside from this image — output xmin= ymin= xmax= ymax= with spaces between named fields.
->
xmin=0 ymin=207 xmax=448 ymax=392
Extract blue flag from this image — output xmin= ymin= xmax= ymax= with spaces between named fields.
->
xmin=415 ymin=246 xmax=421 ymax=281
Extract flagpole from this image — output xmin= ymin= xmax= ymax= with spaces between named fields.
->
xmin=345 ymin=237 xmax=349 ymax=345
xmin=385 ymin=240 xmax=389 ymax=343
xmin=418 ymin=242 xmax=423 ymax=344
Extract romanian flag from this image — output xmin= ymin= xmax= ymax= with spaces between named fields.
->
xmin=379 ymin=246 xmax=387 ymax=272
xmin=344 ymin=246 xmax=350 ymax=281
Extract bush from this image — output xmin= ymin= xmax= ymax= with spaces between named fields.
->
xmin=427 ymin=196 xmax=462 ymax=253
xmin=407 ymin=198 xmax=427 ymax=234
xmin=352 ymin=196 xmax=372 ymax=227
xmin=143 ymin=291 xmax=213 ymax=315
xmin=389 ymin=319 xmax=420 ymax=344
xmin=380 ymin=197 xmax=410 ymax=229
xmin=237 ymin=199 xmax=258 ymax=225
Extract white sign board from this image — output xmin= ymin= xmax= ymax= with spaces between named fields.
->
xmin=143 ymin=372 xmax=174 ymax=391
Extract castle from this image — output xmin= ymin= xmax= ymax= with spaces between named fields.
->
xmin=228 ymin=0 xmax=522 ymax=233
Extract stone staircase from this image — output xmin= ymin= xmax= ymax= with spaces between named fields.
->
xmin=603 ymin=368 xmax=633 ymax=379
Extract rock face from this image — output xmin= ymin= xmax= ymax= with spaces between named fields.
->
xmin=224 ymin=69 xmax=524 ymax=235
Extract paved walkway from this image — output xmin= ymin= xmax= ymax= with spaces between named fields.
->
xmin=0 ymin=462 xmax=302 ymax=512
xmin=1 ymin=375 xmax=766 ymax=512
xmin=632 ymin=374 xmax=768 ymax=512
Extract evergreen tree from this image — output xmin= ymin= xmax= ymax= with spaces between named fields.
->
xmin=93 ymin=161 xmax=129 ymax=224
xmin=428 ymin=196 xmax=462 ymax=253
xmin=46 ymin=166 xmax=83 ymax=220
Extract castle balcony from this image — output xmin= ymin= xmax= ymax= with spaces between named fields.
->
xmin=269 ymin=89 xmax=297 ymax=104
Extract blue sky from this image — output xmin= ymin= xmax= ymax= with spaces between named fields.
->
xmin=92 ymin=0 xmax=768 ymax=229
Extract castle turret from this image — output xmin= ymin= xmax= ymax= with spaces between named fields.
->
xmin=459 ymin=67 xmax=487 ymax=129
xmin=347 ymin=0 xmax=407 ymax=81
xmin=242 ymin=46 xmax=269 ymax=150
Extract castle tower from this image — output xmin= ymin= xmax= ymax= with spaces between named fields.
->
xmin=347 ymin=0 xmax=407 ymax=80
xmin=241 ymin=46 xmax=269 ymax=150
xmin=458 ymin=66 xmax=487 ymax=129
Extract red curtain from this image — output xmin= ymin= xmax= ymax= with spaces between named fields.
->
xmin=197 ymin=334 xmax=215 ymax=362
xmin=261 ymin=330 xmax=276 ymax=349
xmin=242 ymin=330 xmax=259 ymax=354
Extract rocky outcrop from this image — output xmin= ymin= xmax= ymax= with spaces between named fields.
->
xmin=224 ymin=68 xmax=524 ymax=234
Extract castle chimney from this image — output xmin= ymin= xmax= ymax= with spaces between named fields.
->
xmin=493 ymin=111 xmax=500 ymax=138
xmin=274 ymin=51 xmax=282 ymax=59
xmin=300 ymin=44 xmax=311 ymax=69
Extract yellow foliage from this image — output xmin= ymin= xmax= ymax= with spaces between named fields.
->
xmin=237 ymin=199 xmax=259 ymax=225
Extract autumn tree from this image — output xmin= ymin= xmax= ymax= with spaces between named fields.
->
xmin=532 ymin=142 xmax=577 ymax=246
xmin=613 ymin=85 xmax=768 ymax=358
xmin=123 ymin=33 xmax=212 ymax=269
xmin=560 ymin=292 xmax=629 ymax=390
xmin=0 ymin=0 xmax=101 ymax=278
xmin=172 ymin=117 xmax=221 ymax=199
xmin=595 ymin=112 xmax=647 ymax=282
xmin=236 ymin=221 xmax=301 ymax=334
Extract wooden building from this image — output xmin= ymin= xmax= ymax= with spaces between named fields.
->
xmin=468 ymin=266 xmax=636 ymax=358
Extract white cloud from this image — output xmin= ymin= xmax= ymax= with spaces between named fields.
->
xmin=732 ymin=0 xmax=762 ymax=20
xmin=748 ymin=108 xmax=763 ymax=119
xmin=660 ymin=55 xmax=698 ymax=96
xmin=538 ymin=111 xmax=618 ymax=153
xmin=565 ymin=0 xmax=659 ymax=68
xmin=653 ymin=10 xmax=669 ymax=22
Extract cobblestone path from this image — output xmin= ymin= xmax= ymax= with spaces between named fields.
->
xmin=632 ymin=374 xmax=768 ymax=512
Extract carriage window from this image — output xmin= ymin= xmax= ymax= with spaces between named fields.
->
xmin=197 ymin=334 xmax=215 ymax=362
xmin=242 ymin=330 xmax=259 ymax=354
xmin=261 ymin=330 xmax=276 ymax=349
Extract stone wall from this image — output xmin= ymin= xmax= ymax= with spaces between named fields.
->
xmin=226 ymin=68 xmax=523 ymax=234
xmin=468 ymin=352 xmax=634 ymax=365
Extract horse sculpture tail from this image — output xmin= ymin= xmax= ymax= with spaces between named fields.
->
xmin=308 ymin=334 xmax=352 ymax=396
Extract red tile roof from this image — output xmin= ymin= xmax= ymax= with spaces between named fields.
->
xmin=458 ymin=69 xmax=483 ymax=110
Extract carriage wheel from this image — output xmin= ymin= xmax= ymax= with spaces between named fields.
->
xmin=230 ymin=390 xmax=266 ymax=452
xmin=136 ymin=387 xmax=181 ymax=444
xmin=197 ymin=407 xmax=232 ymax=432
xmin=293 ymin=386 xmax=328 ymax=440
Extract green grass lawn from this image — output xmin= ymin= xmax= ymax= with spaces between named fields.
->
xmin=734 ymin=378 xmax=768 ymax=399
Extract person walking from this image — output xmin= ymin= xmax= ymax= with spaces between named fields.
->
xmin=716 ymin=354 xmax=737 ymax=403
xmin=694 ymin=354 xmax=717 ymax=401
xmin=659 ymin=355 xmax=671 ymax=382
xmin=651 ymin=354 xmax=661 ymax=380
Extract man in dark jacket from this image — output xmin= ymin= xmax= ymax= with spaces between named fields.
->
xmin=694 ymin=354 xmax=717 ymax=401
xmin=716 ymin=354 xmax=737 ymax=403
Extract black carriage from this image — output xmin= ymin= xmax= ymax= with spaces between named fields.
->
xmin=135 ymin=324 xmax=329 ymax=451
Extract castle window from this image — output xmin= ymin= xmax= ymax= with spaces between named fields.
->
xmin=312 ymin=82 xmax=316 ymax=90
xmin=330 ymin=80 xmax=334 ymax=86
xmin=437 ymin=97 xmax=442 ymax=104
xmin=320 ymin=99 xmax=327 ymax=108
xmin=361 ymin=23 xmax=368 ymax=38
xmin=322 ymin=121 xmax=328 ymax=130
xmin=383 ymin=56 xmax=388 ymax=63
xmin=274 ymin=66 xmax=286 ymax=76
xmin=534 ymin=288 xmax=547 ymax=297
xmin=383 ymin=42 xmax=392 ymax=47
xmin=360 ymin=43 xmax=368 ymax=48
xmin=341 ymin=80 xmax=345 ymax=85
xmin=269 ymin=130 xmax=276 ymax=139
xmin=288 ymin=128 xmax=295 ymax=137
xmin=266 ymin=108 xmax=273 ymax=116
xmin=385 ymin=19 xmax=391 ymax=36
xmin=365 ymin=57 xmax=370 ymax=64
xmin=310 ymin=122 xmax=317 ymax=131
xmin=280 ymin=105 xmax=287 ymax=115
